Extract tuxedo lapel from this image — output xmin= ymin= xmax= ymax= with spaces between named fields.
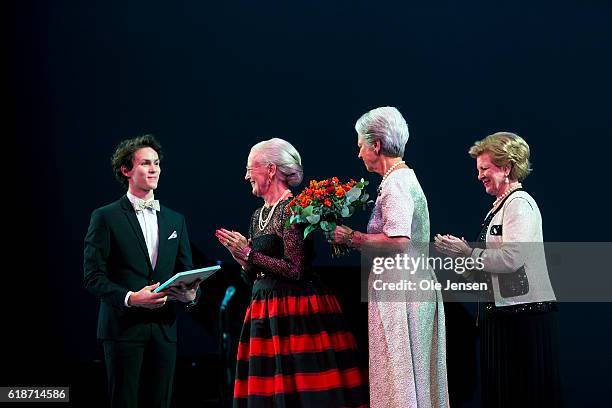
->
xmin=120 ymin=196 xmax=153 ymax=270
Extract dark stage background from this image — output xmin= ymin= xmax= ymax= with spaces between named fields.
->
xmin=7 ymin=0 xmax=612 ymax=406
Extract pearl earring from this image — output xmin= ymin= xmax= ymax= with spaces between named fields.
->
xmin=505 ymin=176 xmax=509 ymax=184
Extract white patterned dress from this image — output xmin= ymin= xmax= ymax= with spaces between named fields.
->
xmin=367 ymin=168 xmax=449 ymax=408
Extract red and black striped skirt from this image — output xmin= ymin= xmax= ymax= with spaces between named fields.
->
xmin=233 ymin=277 xmax=368 ymax=407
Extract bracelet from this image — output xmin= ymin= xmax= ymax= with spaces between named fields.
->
xmin=239 ymin=246 xmax=252 ymax=261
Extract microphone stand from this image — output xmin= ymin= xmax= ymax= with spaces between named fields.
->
xmin=218 ymin=288 xmax=234 ymax=408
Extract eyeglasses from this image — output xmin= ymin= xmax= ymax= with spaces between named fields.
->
xmin=245 ymin=163 xmax=271 ymax=175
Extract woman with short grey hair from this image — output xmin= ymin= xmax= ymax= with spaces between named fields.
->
xmin=355 ymin=106 xmax=410 ymax=158
xmin=333 ymin=107 xmax=450 ymax=407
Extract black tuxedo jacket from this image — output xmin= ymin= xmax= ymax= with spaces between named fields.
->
xmin=84 ymin=195 xmax=193 ymax=342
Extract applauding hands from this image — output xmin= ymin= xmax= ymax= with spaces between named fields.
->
xmin=216 ymin=228 xmax=252 ymax=269
xmin=434 ymin=234 xmax=472 ymax=257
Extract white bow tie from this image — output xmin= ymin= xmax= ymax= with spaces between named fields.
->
xmin=133 ymin=199 xmax=160 ymax=212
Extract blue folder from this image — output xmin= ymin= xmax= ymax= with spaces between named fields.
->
xmin=153 ymin=265 xmax=221 ymax=293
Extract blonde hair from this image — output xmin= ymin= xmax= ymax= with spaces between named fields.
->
xmin=468 ymin=132 xmax=532 ymax=181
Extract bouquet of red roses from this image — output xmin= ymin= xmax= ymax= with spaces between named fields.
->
xmin=285 ymin=177 xmax=371 ymax=257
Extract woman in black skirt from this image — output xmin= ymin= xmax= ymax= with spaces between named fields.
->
xmin=216 ymin=138 xmax=368 ymax=408
xmin=435 ymin=132 xmax=561 ymax=407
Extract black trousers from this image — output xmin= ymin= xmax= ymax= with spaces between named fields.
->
xmin=103 ymin=324 xmax=177 ymax=408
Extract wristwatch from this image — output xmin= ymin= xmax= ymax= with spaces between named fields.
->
xmin=185 ymin=287 xmax=201 ymax=310
xmin=347 ymin=230 xmax=356 ymax=247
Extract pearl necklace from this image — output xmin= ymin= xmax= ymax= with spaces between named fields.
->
xmin=258 ymin=189 xmax=291 ymax=231
xmin=377 ymin=161 xmax=405 ymax=195
xmin=492 ymin=182 xmax=522 ymax=209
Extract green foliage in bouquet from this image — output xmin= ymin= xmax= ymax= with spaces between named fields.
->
xmin=285 ymin=177 xmax=372 ymax=256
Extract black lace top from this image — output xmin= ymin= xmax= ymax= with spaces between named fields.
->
xmin=247 ymin=199 xmax=313 ymax=281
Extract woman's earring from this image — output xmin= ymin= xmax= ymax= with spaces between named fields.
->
xmin=505 ymin=176 xmax=509 ymax=184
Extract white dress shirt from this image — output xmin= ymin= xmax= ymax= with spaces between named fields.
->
xmin=124 ymin=192 xmax=160 ymax=306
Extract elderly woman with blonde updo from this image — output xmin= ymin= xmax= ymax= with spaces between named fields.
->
xmin=216 ymin=138 xmax=367 ymax=408
xmin=435 ymin=132 xmax=560 ymax=408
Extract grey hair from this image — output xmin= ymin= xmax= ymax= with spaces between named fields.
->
xmin=249 ymin=138 xmax=304 ymax=187
xmin=355 ymin=106 xmax=409 ymax=158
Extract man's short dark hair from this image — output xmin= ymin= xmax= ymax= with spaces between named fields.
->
xmin=111 ymin=134 xmax=163 ymax=189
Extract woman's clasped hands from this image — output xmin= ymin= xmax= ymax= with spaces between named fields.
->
xmin=434 ymin=234 xmax=472 ymax=258
xmin=216 ymin=228 xmax=252 ymax=268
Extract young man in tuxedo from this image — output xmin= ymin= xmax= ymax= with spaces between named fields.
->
xmin=84 ymin=134 xmax=199 ymax=408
